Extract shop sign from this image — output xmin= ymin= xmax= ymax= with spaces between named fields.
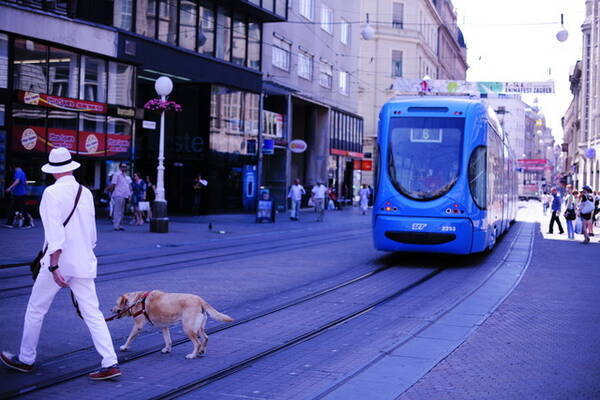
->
xmin=361 ymin=160 xmax=373 ymax=171
xmin=353 ymin=159 xmax=362 ymax=169
xmin=107 ymin=134 xmax=132 ymax=157
xmin=262 ymin=139 xmax=274 ymax=155
xmin=288 ymin=139 xmax=307 ymax=153
xmin=330 ymin=148 xmax=348 ymax=156
xmin=348 ymin=151 xmax=364 ymax=159
xmin=17 ymin=91 xmax=108 ymax=114
xmin=47 ymin=128 xmax=77 ymax=152
xmin=78 ymin=131 xmax=106 ymax=156
xmin=11 ymin=126 xmax=46 ymax=153
xmin=142 ymin=120 xmax=157 ymax=130
xmin=115 ymin=107 xmax=135 ymax=118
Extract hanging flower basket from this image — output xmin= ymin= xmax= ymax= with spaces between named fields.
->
xmin=144 ymin=98 xmax=183 ymax=112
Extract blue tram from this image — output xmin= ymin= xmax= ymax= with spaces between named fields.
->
xmin=373 ymin=97 xmax=517 ymax=254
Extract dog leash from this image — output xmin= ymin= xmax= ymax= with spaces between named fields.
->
xmin=105 ymin=291 xmax=154 ymax=325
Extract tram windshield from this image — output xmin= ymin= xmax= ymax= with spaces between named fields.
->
xmin=388 ymin=117 xmax=464 ymax=200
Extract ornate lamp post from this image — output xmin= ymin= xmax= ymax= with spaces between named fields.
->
xmin=147 ymin=76 xmax=177 ymax=233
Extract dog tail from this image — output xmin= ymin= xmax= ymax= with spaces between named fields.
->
xmin=205 ymin=304 xmax=234 ymax=323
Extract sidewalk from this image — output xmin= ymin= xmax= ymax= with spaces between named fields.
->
xmin=396 ymin=202 xmax=600 ymax=399
xmin=0 ymin=206 xmax=366 ymax=266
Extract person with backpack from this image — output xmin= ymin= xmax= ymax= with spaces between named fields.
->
xmin=578 ymin=185 xmax=595 ymax=244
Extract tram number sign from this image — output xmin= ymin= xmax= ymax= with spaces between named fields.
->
xmin=441 ymin=226 xmax=456 ymax=232
xmin=411 ymin=223 xmax=428 ymax=231
xmin=410 ymin=128 xmax=443 ymax=143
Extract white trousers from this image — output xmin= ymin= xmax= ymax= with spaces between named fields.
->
xmin=112 ymin=196 xmax=126 ymax=228
xmin=19 ymin=268 xmax=118 ymax=368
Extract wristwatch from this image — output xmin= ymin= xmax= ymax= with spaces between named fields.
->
xmin=48 ymin=265 xmax=59 ymax=272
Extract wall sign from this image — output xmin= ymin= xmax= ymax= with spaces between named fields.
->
xmin=288 ymin=139 xmax=307 ymax=153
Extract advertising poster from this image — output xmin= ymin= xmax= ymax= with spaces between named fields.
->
xmin=10 ymin=125 xmax=46 ymax=153
xmin=107 ymin=134 xmax=131 ymax=158
xmin=78 ymin=131 xmax=106 ymax=157
xmin=47 ymin=128 xmax=77 ymax=152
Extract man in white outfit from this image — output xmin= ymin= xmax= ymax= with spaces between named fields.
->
xmin=1 ymin=147 xmax=121 ymax=380
xmin=287 ymin=179 xmax=305 ymax=221
xmin=109 ymin=163 xmax=131 ymax=231
xmin=311 ymin=181 xmax=329 ymax=222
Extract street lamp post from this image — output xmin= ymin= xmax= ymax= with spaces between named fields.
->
xmin=150 ymin=76 xmax=173 ymax=233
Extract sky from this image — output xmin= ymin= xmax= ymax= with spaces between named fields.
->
xmin=451 ymin=0 xmax=586 ymax=142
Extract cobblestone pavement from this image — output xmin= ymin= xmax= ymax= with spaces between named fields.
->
xmin=396 ymin=202 xmax=600 ymax=400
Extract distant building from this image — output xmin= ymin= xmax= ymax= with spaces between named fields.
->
xmin=261 ymin=0 xmax=364 ymax=207
xmin=358 ymin=0 xmax=468 ymax=185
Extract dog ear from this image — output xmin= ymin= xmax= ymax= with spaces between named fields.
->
xmin=118 ymin=295 xmax=128 ymax=308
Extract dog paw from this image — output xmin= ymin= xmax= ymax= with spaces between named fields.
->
xmin=119 ymin=345 xmax=129 ymax=351
xmin=161 ymin=347 xmax=171 ymax=354
xmin=185 ymin=353 xmax=197 ymax=359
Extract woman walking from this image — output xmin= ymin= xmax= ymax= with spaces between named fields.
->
xmin=578 ymin=188 xmax=595 ymax=244
xmin=131 ymin=173 xmax=147 ymax=225
xmin=563 ymin=185 xmax=576 ymax=239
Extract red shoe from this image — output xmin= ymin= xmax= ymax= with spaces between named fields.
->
xmin=89 ymin=364 xmax=122 ymax=380
xmin=1 ymin=351 xmax=33 ymax=373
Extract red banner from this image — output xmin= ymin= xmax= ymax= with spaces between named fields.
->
xmin=17 ymin=91 xmax=108 ymax=114
xmin=361 ymin=160 xmax=373 ymax=171
xmin=107 ymin=134 xmax=131 ymax=157
xmin=10 ymin=125 xmax=46 ymax=153
xmin=47 ymin=128 xmax=77 ymax=152
xmin=78 ymin=131 xmax=106 ymax=157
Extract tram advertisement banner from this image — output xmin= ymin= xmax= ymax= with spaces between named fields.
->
xmin=393 ymin=78 xmax=555 ymax=95
xmin=107 ymin=134 xmax=131 ymax=158
xmin=10 ymin=125 xmax=46 ymax=153
xmin=78 ymin=131 xmax=106 ymax=157
xmin=47 ymin=128 xmax=77 ymax=152
xmin=17 ymin=91 xmax=108 ymax=114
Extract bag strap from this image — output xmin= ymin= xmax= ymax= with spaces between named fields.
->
xmin=41 ymin=184 xmax=84 ymax=254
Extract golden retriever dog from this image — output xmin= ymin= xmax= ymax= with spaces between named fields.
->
xmin=111 ymin=290 xmax=233 ymax=359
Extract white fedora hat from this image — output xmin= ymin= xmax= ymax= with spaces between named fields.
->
xmin=41 ymin=147 xmax=81 ymax=174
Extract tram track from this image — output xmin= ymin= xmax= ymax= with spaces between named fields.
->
xmin=1 ymin=262 xmax=414 ymax=399
xmin=0 ymin=229 xmax=369 ymax=297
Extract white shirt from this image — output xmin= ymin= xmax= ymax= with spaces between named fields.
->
xmin=111 ymin=171 xmax=131 ymax=198
xmin=312 ymin=185 xmax=328 ymax=199
xmin=40 ymin=175 xmax=98 ymax=278
xmin=288 ymin=184 xmax=305 ymax=201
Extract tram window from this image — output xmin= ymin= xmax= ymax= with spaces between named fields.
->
xmin=468 ymin=146 xmax=486 ymax=209
xmin=388 ymin=117 xmax=464 ymax=200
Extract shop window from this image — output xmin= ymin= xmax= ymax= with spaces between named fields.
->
xmin=319 ymin=61 xmax=332 ymax=88
xmin=107 ymin=117 xmax=133 ymax=159
xmin=136 ymin=0 xmax=157 ymax=38
xmin=114 ymin=0 xmax=133 ymax=31
xmin=13 ymin=39 xmax=48 ymax=94
xmin=179 ymin=0 xmax=197 ymax=50
xmin=48 ymin=47 xmax=79 ymax=99
xmin=232 ymin=15 xmax=247 ymax=66
xmin=108 ymin=62 xmax=134 ymax=107
xmin=80 ymin=56 xmax=107 ymax=103
xmin=198 ymin=0 xmax=215 ymax=56
xmin=47 ymin=110 xmax=77 ymax=153
xmin=158 ymin=0 xmax=178 ymax=45
xmin=247 ymin=21 xmax=261 ymax=70
xmin=216 ymin=6 xmax=231 ymax=61
xmin=0 ymin=33 xmax=7 ymax=88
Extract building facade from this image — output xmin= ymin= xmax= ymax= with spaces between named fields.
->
xmin=563 ymin=0 xmax=600 ymax=190
xmin=261 ymin=0 xmax=364 ymax=208
xmin=358 ymin=0 xmax=468 ymax=184
xmin=0 ymin=0 xmax=287 ymax=215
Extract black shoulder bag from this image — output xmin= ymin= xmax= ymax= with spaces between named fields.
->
xmin=30 ymin=185 xmax=83 ymax=281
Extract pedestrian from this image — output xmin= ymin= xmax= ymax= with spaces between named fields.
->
xmin=1 ymin=147 xmax=121 ymax=380
xmin=547 ymin=187 xmax=564 ymax=235
xmin=328 ymin=187 xmax=342 ymax=210
xmin=108 ymin=163 xmax=131 ymax=231
xmin=4 ymin=161 xmax=34 ymax=229
xmin=579 ymin=185 xmax=595 ymax=244
xmin=192 ymin=173 xmax=208 ymax=216
xmin=130 ymin=173 xmax=147 ymax=225
xmin=367 ymin=185 xmax=374 ymax=207
xmin=563 ymin=184 xmax=576 ymax=240
xmin=144 ymin=175 xmax=155 ymax=222
xmin=359 ymin=184 xmax=370 ymax=215
xmin=287 ymin=179 xmax=305 ymax=221
xmin=311 ymin=181 xmax=328 ymax=222
xmin=541 ymin=192 xmax=551 ymax=216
